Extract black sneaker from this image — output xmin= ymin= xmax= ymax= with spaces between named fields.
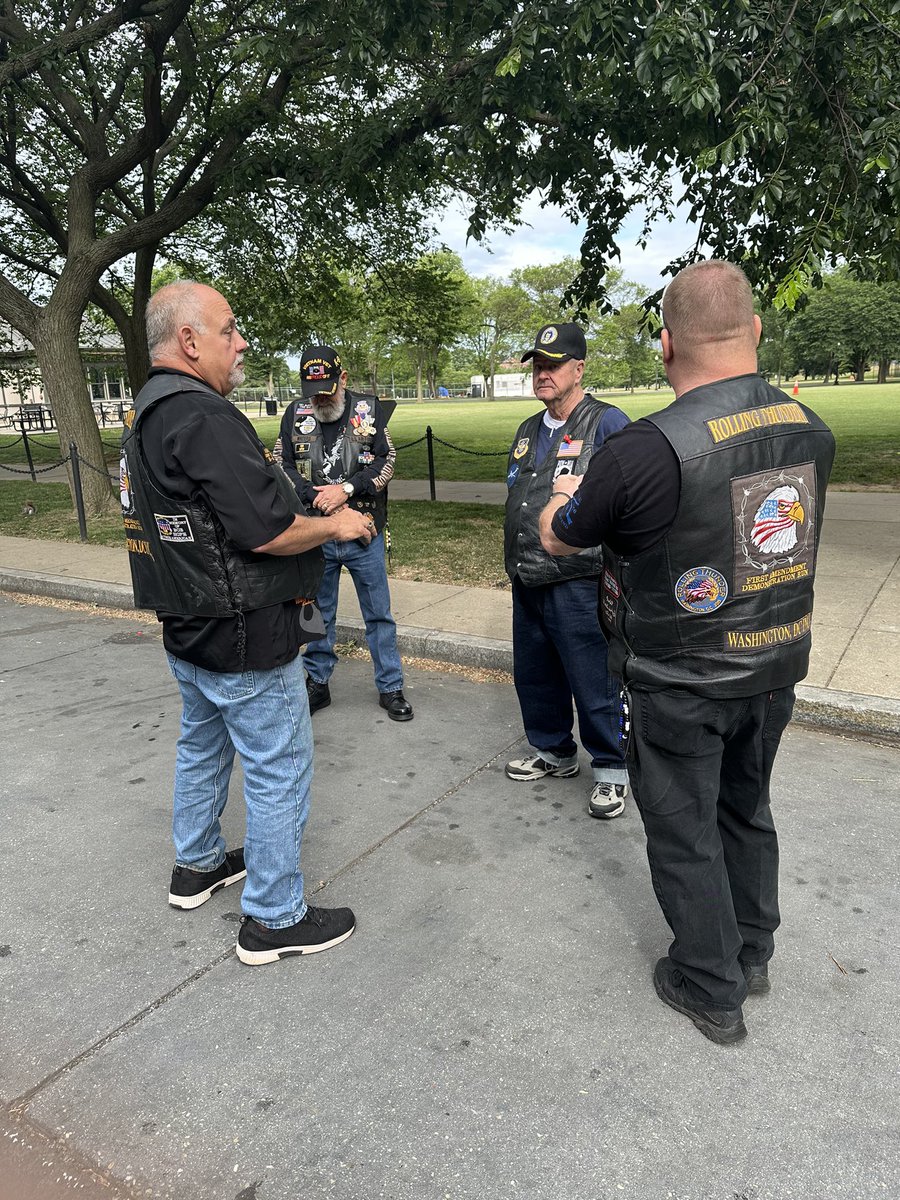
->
xmin=169 ymin=848 xmax=246 ymax=910
xmin=741 ymin=960 xmax=771 ymax=994
xmin=653 ymin=957 xmax=747 ymax=1045
xmin=236 ymin=905 xmax=356 ymax=965
xmin=306 ymin=677 xmax=331 ymax=714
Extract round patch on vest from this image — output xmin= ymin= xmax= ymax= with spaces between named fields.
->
xmin=674 ymin=566 xmax=728 ymax=613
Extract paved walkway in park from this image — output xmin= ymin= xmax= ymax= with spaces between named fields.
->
xmin=1 ymin=599 xmax=898 ymax=1200
xmin=0 ymin=488 xmax=899 ymax=737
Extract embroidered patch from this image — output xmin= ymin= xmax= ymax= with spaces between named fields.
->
xmin=552 ymin=461 xmax=574 ymax=483
xmin=674 ymin=566 xmax=728 ymax=613
xmin=293 ymin=442 xmax=310 ymax=453
xmin=540 ymin=326 xmax=559 ymax=345
xmin=154 ymin=514 xmax=194 ymax=543
xmin=507 ymin=463 xmax=520 ymax=488
xmin=512 ymin=437 xmax=530 ymax=461
xmin=358 ymin=451 xmax=374 ymax=465
xmin=119 ymin=453 xmax=134 ymax=516
xmin=706 ymin=402 xmax=809 ymax=445
xmin=731 ymin=463 xmax=817 ymax=596
xmin=601 ymin=568 xmax=619 ymax=627
xmin=557 ymin=438 xmax=583 ymax=458
xmin=723 ymin=613 xmax=812 ymax=651
xmin=299 ymin=416 xmax=317 ymax=434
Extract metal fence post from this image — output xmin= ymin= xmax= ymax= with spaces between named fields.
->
xmin=20 ymin=425 xmax=37 ymax=482
xmin=69 ymin=441 xmax=89 ymax=542
xmin=426 ymin=425 xmax=436 ymax=501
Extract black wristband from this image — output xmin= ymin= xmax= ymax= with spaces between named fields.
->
xmin=551 ymin=491 xmax=571 ymax=501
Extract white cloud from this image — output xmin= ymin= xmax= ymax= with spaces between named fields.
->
xmin=437 ymin=191 xmax=698 ymax=296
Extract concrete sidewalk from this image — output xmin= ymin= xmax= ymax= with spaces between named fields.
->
xmin=1 ymin=601 xmax=898 ymax=1200
xmin=1 ymin=489 xmax=899 ymax=737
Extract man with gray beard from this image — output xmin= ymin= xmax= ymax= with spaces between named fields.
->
xmin=274 ymin=345 xmax=412 ymax=721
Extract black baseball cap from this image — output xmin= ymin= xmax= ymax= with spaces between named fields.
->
xmin=521 ymin=322 xmax=587 ymax=363
xmin=300 ymin=345 xmax=343 ymax=397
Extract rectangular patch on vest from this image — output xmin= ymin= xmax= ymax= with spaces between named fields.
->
xmin=154 ymin=514 xmax=194 ymax=543
xmin=723 ymin=613 xmax=812 ymax=651
xmin=556 ymin=438 xmax=583 ymax=457
xmin=731 ymin=462 xmax=817 ymax=596
xmin=705 ymin=402 xmax=809 ymax=444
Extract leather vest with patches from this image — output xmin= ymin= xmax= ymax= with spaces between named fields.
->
xmin=505 ymin=394 xmax=610 ymax=586
xmin=121 ymin=373 xmax=323 ymax=617
xmin=290 ymin=390 xmax=387 ymax=534
xmin=602 ymin=375 xmax=835 ymax=696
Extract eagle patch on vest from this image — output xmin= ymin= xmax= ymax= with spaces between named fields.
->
xmin=674 ymin=566 xmax=728 ymax=613
xmin=731 ymin=463 xmax=817 ymax=596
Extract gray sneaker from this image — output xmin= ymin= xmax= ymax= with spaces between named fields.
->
xmin=505 ymin=754 xmax=579 ymax=781
xmin=588 ymin=781 xmax=627 ymax=819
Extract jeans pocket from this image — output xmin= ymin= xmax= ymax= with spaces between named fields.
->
xmin=638 ymin=689 xmax=722 ymax=756
xmin=763 ymin=687 xmax=795 ymax=741
xmin=219 ymin=671 xmax=256 ymax=700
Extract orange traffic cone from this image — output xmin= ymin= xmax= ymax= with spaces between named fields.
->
xmin=792 ymin=382 xmax=799 ymax=396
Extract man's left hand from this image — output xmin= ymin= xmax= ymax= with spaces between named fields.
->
xmin=313 ymin=484 xmax=349 ymax=515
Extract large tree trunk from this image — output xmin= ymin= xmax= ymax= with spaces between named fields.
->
xmin=415 ymin=357 xmax=424 ymax=402
xmin=878 ymin=357 xmax=889 ymax=384
xmin=32 ymin=310 xmax=114 ymax=517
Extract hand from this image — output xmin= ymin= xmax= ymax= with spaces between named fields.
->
xmin=313 ymin=484 xmax=349 ymax=515
xmin=553 ymin=473 xmax=583 ymax=499
xmin=330 ymin=508 xmax=374 ymax=545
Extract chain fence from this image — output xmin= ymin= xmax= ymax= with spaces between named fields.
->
xmin=0 ymin=418 xmax=511 ymax=543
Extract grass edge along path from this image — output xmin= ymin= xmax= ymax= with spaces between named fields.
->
xmin=0 ymin=482 xmax=508 ymax=590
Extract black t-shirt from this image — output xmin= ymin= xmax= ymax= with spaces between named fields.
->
xmin=551 ymin=419 xmax=681 ymax=556
xmin=141 ymin=369 xmax=305 ymax=672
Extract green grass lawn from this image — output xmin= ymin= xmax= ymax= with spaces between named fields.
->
xmin=248 ymin=382 xmax=900 ymax=488
xmin=3 ymin=381 xmax=898 ymax=486
xmin=0 ymin=479 xmax=509 ymax=588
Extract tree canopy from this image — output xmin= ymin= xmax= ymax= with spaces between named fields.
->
xmin=3 ymin=1 xmax=900 ymax=511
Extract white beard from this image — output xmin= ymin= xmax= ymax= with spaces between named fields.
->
xmin=312 ymin=396 xmax=344 ymax=424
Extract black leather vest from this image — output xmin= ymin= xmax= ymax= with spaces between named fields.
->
xmin=602 ymin=375 xmax=835 ymax=696
xmin=121 ymin=374 xmax=323 ymax=617
xmin=505 ymin=394 xmax=610 ymax=586
xmin=289 ymin=390 xmax=388 ymax=534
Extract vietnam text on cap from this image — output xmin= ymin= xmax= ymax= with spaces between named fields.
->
xmin=521 ymin=322 xmax=587 ymax=363
xmin=300 ymin=345 xmax=343 ymax=397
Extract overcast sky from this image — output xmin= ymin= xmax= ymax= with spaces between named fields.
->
xmin=437 ymin=191 xmax=697 ymax=294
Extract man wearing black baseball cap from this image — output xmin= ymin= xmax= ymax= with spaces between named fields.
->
xmin=274 ymin=345 xmax=412 ymax=721
xmin=503 ymin=321 xmax=630 ymax=819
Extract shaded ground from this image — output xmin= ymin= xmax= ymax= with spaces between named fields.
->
xmin=1 ymin=596 xmax=898 ymax=1199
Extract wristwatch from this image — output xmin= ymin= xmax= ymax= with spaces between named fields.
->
xmin=342 ymin=481 xmax=355 ymax=497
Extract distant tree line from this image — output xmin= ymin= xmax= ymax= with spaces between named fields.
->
xmin=758 ymin=271 xmax=900 ymax=387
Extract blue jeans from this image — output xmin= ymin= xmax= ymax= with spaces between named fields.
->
xmin=166 ymin=651 xmax=312 ymax=929
xmin=512 ymin=576 xmax=627 ymax=784
xmin=304 ymin=533 xmax=403 ymax=694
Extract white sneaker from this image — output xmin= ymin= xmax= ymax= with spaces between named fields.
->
xmin=588 ymin=781 xmax=627 ymax=819
xmin=505 ymin=754 xmax=580 ymax=781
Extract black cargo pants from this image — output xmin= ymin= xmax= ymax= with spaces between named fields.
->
xmin=627 ymin=685 xmax=795 ymax=1010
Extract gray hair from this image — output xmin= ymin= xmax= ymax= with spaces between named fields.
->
xmin=145 ymin=280 xmax=207 ymax=358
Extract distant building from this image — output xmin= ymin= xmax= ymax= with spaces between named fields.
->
xmin=0 ymin=320 xmax=131 ymax=428
xmin=469 ymin=372 xmax=529 ymax=398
